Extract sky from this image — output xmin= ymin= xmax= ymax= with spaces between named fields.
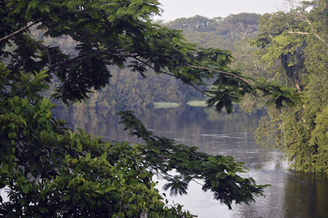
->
xmin=154 ymin=0 xmax=289 ymax=22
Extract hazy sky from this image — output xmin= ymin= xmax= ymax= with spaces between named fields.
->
xmin=155 ymin=0 xmax=289 ymax=21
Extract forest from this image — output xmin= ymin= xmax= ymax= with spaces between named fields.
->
xmin=37 ymin=12 xmax=261 ymax=110
xmin=251 ymin=0 xmax=328 ymax=175
xmin=162 ymin=1 xmax=328 ymax=176
xmin=1 ymin=0 xmax=327 ymax=217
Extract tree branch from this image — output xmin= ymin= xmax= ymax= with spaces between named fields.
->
xmin=291 ymin=26 xmax=328 ymax=47
xmin=46 ymin=46 xmax=252 ymax=99
xmin=47 ymin=48 xmax=250 ymax=99
xmin=297 ymin=16 xmax=328 ymax=47
xmin=311 ymin=31 xmax=328 ymax=47
xmin=47 ymin=49 xmax=127 ymax=69
xmin=47 ymin=49 xmax=139 ymax=70
xmin=48 ymin=53 xmax=93 ymax=70
xmin=0 ymin=20 xmax=41 ymax=43
xmin=0 ymin=8 xmax=88 ymax=43
xmin=287 ymin=31 xmax=309 ymax=35
xmin=38 ymin=42 xmax=52 ymax=67
xmin=185 ymin=81 xmax=212 ymax=98
xmin=183 ymin=62 xmax=251 ymax=85
xmin=133 ymin=57 xmax=213 ymax=98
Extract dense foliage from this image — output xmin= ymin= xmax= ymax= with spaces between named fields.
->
xmin=0 ymin=0 xmax=300 ymax=217
xmin=165 ymin=13 xmax=260 ymax=49
xmin=29 ymin=13 xmax=262 ymax=109
xmin=251 ymin=0 xmax=328 ymax=174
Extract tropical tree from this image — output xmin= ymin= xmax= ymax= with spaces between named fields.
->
xmin=0 ymin=0 xmax=300 ymax=217
xmin=253 ymin=0 xmax=328 ymax=174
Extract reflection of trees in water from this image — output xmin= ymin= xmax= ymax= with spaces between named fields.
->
xmin=51 ymin=106 xmax=187 ymax=142
xmin=233 ymin=170 xmax=285 ymax=218
xmin=234 ymin=171 xmax=328 ymax=218
xmin=283 ymin=172 xmax=328 ymax=218
xmin=52 ymin=105 xmax=265 ymax=144
xmin=234 ymin=191 xmax=283 ymax=217
xmin=52 ymin=106 xmax=328 ymax=217
xmin=52 ymin=106 xmax=268 ymax=167
xmin=51 ymin=105 xmax=264 ymax=140
xmin=51 ymin=107 xmax=127 ymax=141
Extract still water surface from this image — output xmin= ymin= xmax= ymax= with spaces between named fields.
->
xmin=52 ymin=106 xmax=328 ymax=218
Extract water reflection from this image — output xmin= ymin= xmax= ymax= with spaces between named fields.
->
xmin=282 ymin=172 xmax=328 ymax=218
xmin=52 ymin=106 xmax=328 ymax=218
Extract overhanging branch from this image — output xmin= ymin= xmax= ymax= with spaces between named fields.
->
xmin=46 ymin=48 xmax=250 ymax=99
xmin=183 ymin=62 xmax=251 ymax=85
xmin=38 ymin=42 xmax=52 ymax=67
xmin=0 ymin=20 xmax=41 ymax=43
xmin=0 ymin=8 xmax=88 ymax=43
xmin=133 ymin=57 xmax=213 ymax=98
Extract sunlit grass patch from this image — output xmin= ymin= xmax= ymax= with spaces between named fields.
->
xmin=186 ymin=101 xmax=207 ymax=107
xmin=154 ymin=102 xmax=180 ymax=109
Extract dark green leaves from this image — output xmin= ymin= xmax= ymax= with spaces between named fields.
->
xmin=0 ymin=0 xmax=305 ymax=216
xmin=254 ymin=79 xmax=302 ymax=109
xmin=118 ymin=111 xmax=268 ymax=209
xmin=163 ymin=176 xmax=189 ymax=196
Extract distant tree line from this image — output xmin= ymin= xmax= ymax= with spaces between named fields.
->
xmin=3 ymin=0 xmax=291 ymax=216
xmin=32 ymin=13 xmax=261 ymax=110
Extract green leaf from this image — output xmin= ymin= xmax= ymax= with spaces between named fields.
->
xmin=14 ymin=106 xmax=21 ymax=114
xmin=62 ymin=195 xmax=71 ymax=201
xmin=116 ymin=7 xmax=126 ymax=16
xmin=22 ymin=183 xmax=33 ymax=194
xmin=77 ymin=143 xmax=82 ymax=152
xmin=30 ymin=162 xmax=37 ymax=172
xmin=215 ymin=172 xmax=227 ymax=179
xmin=38 ymin=206 xmax=49 ymax=213
xmin=0 ymin=164 xmax=9 ymax=174
xmin=38 ymin=3 xmax=50 ymax=13
xmin=94 ymin=190 xmax=104 ymax=195
xmin=126 ymin=210 xmax=133 ymax=218
xmin=104 ymin=187 xmax=116 ymax=193
xmin=101 ymin=152 xmax=107 ymax=161
xmin=34 ymin=71 xmax=49 ymax=83
xmin=28 ymin=0 xmax=39 ymax=9
xmin=48 ymin=12 xmax=59 ymax=22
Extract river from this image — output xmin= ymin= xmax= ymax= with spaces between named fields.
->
xmin=52 ymin=106 xmax=328 ymax=218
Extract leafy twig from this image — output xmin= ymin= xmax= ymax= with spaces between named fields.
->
xmin=133 ymin=57 xmax=212 ymax=98
xmin=0 ymin=20 xmax=42 ymax=42
xmin=184 ymin=62 xmax=251 ymax=85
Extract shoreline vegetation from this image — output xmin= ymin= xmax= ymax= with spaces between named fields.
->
xmin=39 ymin=13 xmax=262 ymax=112
xmin=4 ymin=0 xmax=327 ymax=216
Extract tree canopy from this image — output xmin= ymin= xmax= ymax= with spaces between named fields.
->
xmin=249 ymin=0 xmax=328 ymax=174
xmin=0 ymin=0 xmax=301 ymax=217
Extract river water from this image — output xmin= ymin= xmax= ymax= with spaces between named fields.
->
xmin=52 ymin=106 xmax=328 ymax=218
